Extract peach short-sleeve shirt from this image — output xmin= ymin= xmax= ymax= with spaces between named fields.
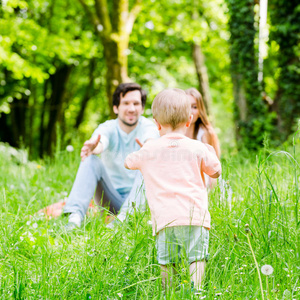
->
xmin=125 ymin=133 xmax=221 ymax=235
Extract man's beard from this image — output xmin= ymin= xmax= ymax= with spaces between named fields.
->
xmin=119 ymin=117 xmax=139 ymax=127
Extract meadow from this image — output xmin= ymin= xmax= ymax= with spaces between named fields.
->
xmin=0 ymin=140 xmax=299 ymax=299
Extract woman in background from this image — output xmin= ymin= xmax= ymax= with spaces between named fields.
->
xmin=185 ymin=88 xmax=221 ymax=188
xmin=185 ymin=88 xmax=220 ymax=158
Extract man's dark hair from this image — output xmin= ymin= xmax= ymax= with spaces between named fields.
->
xmin=112 ymin=83 xmax=147 ymax=107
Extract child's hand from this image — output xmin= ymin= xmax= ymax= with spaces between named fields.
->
xmin=135 ymin=138 xmax=144 ymax=148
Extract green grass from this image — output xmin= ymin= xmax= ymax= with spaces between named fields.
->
xmin=0 ymin=141 xmax=299 ymax=299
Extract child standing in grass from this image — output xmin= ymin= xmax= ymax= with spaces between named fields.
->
xmin=124 ymin=88 xmax=221 ymax=292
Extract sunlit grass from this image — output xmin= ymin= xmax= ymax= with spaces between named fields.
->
xmin=0 ymin=141 xmax=299 ymax=299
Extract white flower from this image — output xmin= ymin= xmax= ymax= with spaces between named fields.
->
xmin=66 ymin=145 xmax=74 ymax=152
xmin=26 ymin=221 xmax=31 ymax=226
xmin=147 ymin=220 xmax=152 ymax=225
xmin=32 ymin=223 xmax=38 ymax=229
xmin=117 ymin=293 xmax=123 ymax=297
xmin=261 ymin=265 xmax=274 ymax=276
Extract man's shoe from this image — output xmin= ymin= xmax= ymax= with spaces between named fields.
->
xmin=65 ymin=222 xmax=78 ymax=231
xmin=66 ymin=212 xmax=82 ymax=230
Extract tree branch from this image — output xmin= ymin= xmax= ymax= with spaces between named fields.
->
xmin=77 ymin=0 xmax=101 ymax=31
xmin=94 ymin=0 xmax=112 ymax=34
xmin=126 ymin=0 xmax=142 ymax=34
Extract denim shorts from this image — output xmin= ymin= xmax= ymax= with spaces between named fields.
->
xmin=156 ymin=226 xmax=209 ymax=265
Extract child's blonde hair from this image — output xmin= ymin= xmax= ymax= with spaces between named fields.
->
xmin=152 ymin=88 xmax=190 ymax=129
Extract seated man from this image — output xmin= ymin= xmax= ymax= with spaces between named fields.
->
xmin=64 ymin=83 xmax=159 ymax=228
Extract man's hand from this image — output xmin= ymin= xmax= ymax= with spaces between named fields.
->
xmin=80 ymin=134 xmax=102 ymax=161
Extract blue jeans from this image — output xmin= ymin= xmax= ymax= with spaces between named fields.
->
xmin=64 ymin=155 xmax=146 ymax=220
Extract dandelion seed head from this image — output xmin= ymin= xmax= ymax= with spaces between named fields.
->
xmin=66 ymin=145 xmax=74 ymax=152
xmin=261 ymin=264 xmax=274 ymax=276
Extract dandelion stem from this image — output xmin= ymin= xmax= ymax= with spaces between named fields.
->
xmin=266 ymin=276 xmax=270 ymax=300
xmin=246 ymin=233 xmax=264 ymax=300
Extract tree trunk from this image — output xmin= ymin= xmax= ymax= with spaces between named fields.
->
xmin=10 ymin=95 xmax=29 ymax=147
xmin=103 ymin=37 xmax=130 ymax=116
xmin=231 ymin=73 xmax=247 ymax=142
xmin=75 ymin=59 xmax=96 ymax=128
xmin=78 ymin=0 xmax=142 ymax=117
xmin=192 ymin=43 xmax=212 ymax=116
xmin=226 ymin=0 xmax=268 ymax=149
xmin=0 ymin=113 xmax=15 ymax=146
xmin=44 ymin=65 xmax=72 ymax=156
xmin=39 ymin=80 xmax=49 ymax=157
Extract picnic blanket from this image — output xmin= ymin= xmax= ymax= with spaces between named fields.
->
xmin=37 ymin=200 xmax=116 ymax=224
xmin=37 ymin=199 xmax=98 ymax=218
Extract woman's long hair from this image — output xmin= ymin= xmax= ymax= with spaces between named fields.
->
xmin=185 ymin=88 xmax=220 ymax=158
xmin=185 ymin=88 xmax=210 ymax=139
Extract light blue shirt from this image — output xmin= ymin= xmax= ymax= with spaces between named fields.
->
xmin=92 ymin=116 xmax=159 ymax=195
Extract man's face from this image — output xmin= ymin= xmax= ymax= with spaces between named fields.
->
xmin=113 ymin=90 xmax=144 ymax=127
